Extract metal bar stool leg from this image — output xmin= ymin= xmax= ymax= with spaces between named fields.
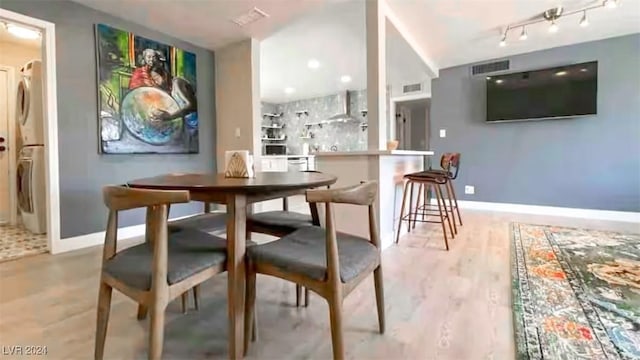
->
xmin=407 ymin=181 xmax=415 ymax=234
xmin=449 ymin=180 xmax=463 ymax=226
xmin=433 ymin=183 xmax=450 ymax=251
xmin=413 ymin=184 xmax=423 ymax=229
xmin=444 ymin=180 xmax=457 ymax=235
xmin=395 ymin=180 xmax=411 ymax=244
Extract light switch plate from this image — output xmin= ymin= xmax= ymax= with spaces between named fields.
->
xmin=465 ymin=185 xmax=475 ymax=195
xmin=439 ymin=129 xmax=446 ymax=138
xmin=235 ymin=128 xmax=241 ymax=138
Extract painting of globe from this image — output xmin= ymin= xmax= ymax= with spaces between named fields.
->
xmin=120 ymin=87 xmax=182 ymax=145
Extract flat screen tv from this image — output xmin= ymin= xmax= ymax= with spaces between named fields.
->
xmin=486 ymin=61 xmax=597 ymax=122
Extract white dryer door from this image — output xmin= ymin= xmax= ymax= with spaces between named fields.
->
xmin=17 ymin=158 xmax=33 ymax=213
xmin=17 ymin=77 xmax=30 ymax=126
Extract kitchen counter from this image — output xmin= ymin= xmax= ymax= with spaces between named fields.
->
xmin=261 ymin=154 xmax=315 ymax=158
xmin=313 ymin=150 xmax=434 ymax=156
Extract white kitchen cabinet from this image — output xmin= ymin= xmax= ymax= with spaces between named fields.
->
xmin=261 ymin=157 xmax=288 ymax=172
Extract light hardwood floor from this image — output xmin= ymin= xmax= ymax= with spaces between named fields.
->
xmin=0 ymin=210 xmax=637 ymax=359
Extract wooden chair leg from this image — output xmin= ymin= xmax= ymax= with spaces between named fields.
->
xmin=137 ymin=304 xmax=148 ymax=320
xmin=438 ymin=184 xmax=455 ymax=239
xmin=444 ymin=181 xmax=458 ymax=235
xmin=406 ymin=181 xmax=415 ymax=234
xmin=304 ymin=287 xmax=310 ymax=307
xmin=181 ymin=293 xmax=188 ymax=314
xmin=422 ymin=183 xmax=428 ymax=222
xmin=296 ymin=284 xmax=302 ymax=307
xmin=395 ymin=181 xmax=410 ymax=244
xmin=244 ymin=261 xmax=257 ymax=356
xmin=193 ymin=285 xmax=200 ymax=311
xmin=327 ymin=291 xmax=345 ymax=360
xmin=252 ymin=303 xmax=258 ymax=342
xmin=413 ymin=184 xmax=423 ymax=229
xmin=95 ymin=281 xmax=113 ymax=360
xmin=148 ymin=300 xmax=167 ymax=360
xmin=373 ymin=266 xmax=385 ymax=334
xmin=434 ymin=184 xmax=450 ymax=251
xmin=449 ymin=180 xmax=463 ymax=226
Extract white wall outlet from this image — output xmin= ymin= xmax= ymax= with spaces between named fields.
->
xmin=235 ymin=128 xmax=241 ymax=138
xmin=439 ymin=129 xmax=446 ymax=138
xmin=465 ymin=185 xmax=475 ymax=195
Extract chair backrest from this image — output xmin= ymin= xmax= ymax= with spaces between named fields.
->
xmin=101 ymin=186 xmax=190 ymax=266
xmin=440 ymin=153 xmax=461 ymax=179
xmin=305 ymin=181 xmax=379 ymax=284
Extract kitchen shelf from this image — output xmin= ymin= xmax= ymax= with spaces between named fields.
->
xmin=261 ymin=135 xmax=287 ymax=141
xmin=299 ymin=136 xmax=312 ymax=139
xmin=261 ymin=124 xmax=284 ymax=129
xmin=263 ymin=113 xmax=282 ymax=118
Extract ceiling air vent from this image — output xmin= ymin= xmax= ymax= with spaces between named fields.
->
xmin=471 ymin=60 xmax=510 ymax=75
xmin=231 ymin=7 xmax=269 ymax=27
xmin=402 ymin=83 xmax=423 ymax=94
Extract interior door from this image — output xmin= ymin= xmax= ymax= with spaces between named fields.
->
xmin=0 ymin=69 xmax=10 ymax=223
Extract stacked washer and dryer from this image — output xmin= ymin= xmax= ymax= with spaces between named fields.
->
xmin=16 ymin=60 xmax=46 ymax=234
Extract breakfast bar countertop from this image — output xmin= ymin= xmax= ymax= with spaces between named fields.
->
xmin=261 ymin=154 xmax=316 ymax=158
xmin=313 ymin=150 xmax=434 ymax=156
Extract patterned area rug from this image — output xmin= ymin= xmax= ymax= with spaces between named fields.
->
xmin=512 ymin=223 xmax=640 ymax=360
xmin=0 ymin=224 xmax=47 ymax=263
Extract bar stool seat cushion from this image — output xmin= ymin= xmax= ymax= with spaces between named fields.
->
xmin=104 ymin=228 xmax=228 ymax=291
xmin=247 ymin=226 xmax=378 ymax=283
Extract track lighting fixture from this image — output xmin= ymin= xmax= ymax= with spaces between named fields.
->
xmin=519 ymin=26 xmax=528 ymax=40
xmin=580 ymin=11 xmax=589 ymax=27
xmin=498 ymin=2 xmax=617 ymax=44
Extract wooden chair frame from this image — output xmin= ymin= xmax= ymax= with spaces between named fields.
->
xmin=95 ymin=187 xmax=227 ymax=360
xmin=244 ymin=181 xmax=385 ymax=360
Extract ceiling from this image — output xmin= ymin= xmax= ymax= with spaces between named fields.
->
xmin=387 ymin=0 xmax=640 ymax=69
xmin=0 ymin=23 xmax=41 ymax=48
xmin=261 ymin=1 xmax=432 ymax=103
xmin=71 ymin=0 xmax=326 ymax=50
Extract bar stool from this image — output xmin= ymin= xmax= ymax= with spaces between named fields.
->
xmin=395 ymin=172 xmax=454 ymax=250
xmin=417 ymin=153 xmax=462 ymax=228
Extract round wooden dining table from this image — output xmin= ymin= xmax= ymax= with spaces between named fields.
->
xmin=128 ymin=171 xmax=337 ymax=359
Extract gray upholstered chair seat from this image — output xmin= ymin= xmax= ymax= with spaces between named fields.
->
xmin=247 ymin=211 xmax=313 ymax=234
xmin=104 ymin=228 xmax=228 ymax=291
xmin=247 ymin=226 xmax=378 ymax=283
xmin=168 ymin=213 xmax=227 ymax=234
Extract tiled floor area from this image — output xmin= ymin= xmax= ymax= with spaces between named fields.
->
xmin=0 ymin=223 xmax=47 ymax=263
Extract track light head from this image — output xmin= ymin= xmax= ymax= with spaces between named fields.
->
xmin=580 ymin=11 xmax=589 ymax=27
xmin=519 ymin=26 xmax=528 ymax=40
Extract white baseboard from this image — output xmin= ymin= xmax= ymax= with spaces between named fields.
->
xmin=429 ymin=199 xmax=640 ymax=223
xmin=52 ymin=214 xmax=197 ymax=254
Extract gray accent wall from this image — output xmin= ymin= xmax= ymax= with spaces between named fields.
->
xmin=431 ymin=34 xmax=640 ymax=212
xmin=2 ymin=0 xmax=217 ymax=237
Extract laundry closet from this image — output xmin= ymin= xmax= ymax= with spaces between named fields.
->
xmin=0 ymin=21 xmax=47 ymax=262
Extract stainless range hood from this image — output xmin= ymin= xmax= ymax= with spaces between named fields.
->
xmin=326 ymin=91 xmax=359 ymax=122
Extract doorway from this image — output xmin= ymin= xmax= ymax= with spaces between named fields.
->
xmin=394 ymin=97 xmax=431 ymax=151
xmin=0 ymin=8 xmax=60 ymax=260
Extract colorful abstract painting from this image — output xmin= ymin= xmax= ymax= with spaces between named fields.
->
xmin=96 ymin=24 xmax=198 ymax=154
xmin=512 ymin=223 xmax=640 ymax=360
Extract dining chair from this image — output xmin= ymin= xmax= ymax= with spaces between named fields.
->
xmin=244 ymin=181 xmax=385 ymax=359
xmin=246 ymin=171 xmax=324 ymax=307
xmin=95 ymin=186 xmax=230 ymax=360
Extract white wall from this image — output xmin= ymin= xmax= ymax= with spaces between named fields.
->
xmin=0 ymin=41 xmax=41 ymax=71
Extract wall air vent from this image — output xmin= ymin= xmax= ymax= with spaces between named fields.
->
xmin=471 ymin=60 xmax=510 ymax=75
xmin=402 ymin=83 xmax=423 ymax=94
xmin=231 ymin=7 xmax=269 ymax=27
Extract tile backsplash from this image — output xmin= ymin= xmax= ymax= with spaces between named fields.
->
xmin=261 ymin=90 xmax=368 ymax=154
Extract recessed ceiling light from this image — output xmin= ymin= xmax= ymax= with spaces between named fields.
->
xmin=340 ymin=75 xmax=352 ymax=83
xmin=231 ymin=7 xmax=269 ymax=27
xmin=6 ymin=23 xmax=40 ymax=40
xmin=284 ymin=87 xmax=296 ymax=94
xmin=495 ymin=79 xmax=504 ymax=84
xmin=555 ymin=70 xmax=568 ymax=76
xmin=580 ymin=68 xmax=588 ymax=72
xmin=307 ymin=59 xmax=320 ymax=69
xmin=486 ymin=76 xmax=492 ymax=80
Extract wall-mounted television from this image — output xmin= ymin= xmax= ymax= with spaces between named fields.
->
xmin=486 ymin=61 xmax=597 ymax=122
